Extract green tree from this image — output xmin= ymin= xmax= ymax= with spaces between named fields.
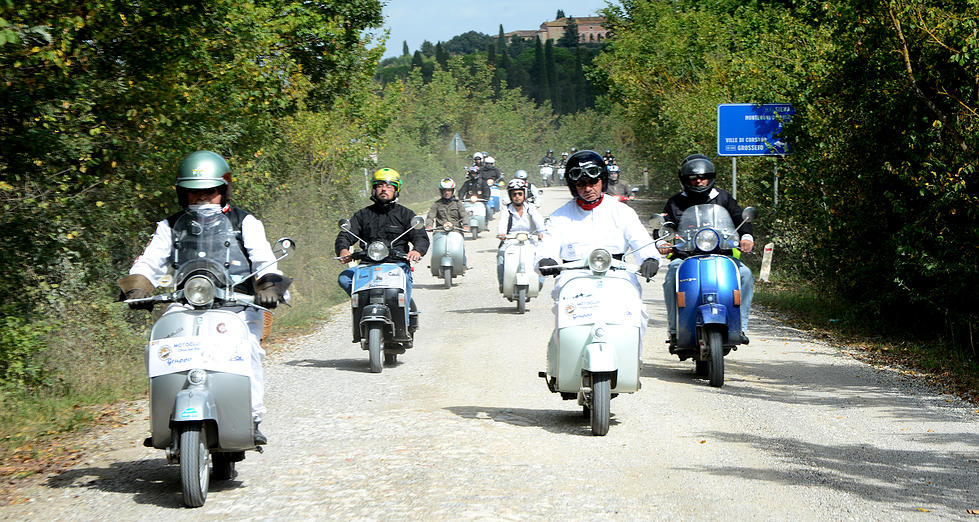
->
xmin=533 ymin=37 xmax=550 ymax=104
xmin=403 ymin=40 xmax=410 ymax=56
xmin=435 ymin=42 xmax=449 ymax=70
xmin=558 ymin=16 xmax=579 ymax=47
xmin=556 ymin=9 xmax=565 ymax=19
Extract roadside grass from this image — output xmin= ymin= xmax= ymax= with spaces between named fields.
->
xmin=755 ymin=271 xmax=979 ymax=404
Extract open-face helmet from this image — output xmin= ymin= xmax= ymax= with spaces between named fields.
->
xmin=506 ymin=178 xmax=528 ymax=195
xmin=175 ymin=150 xmax=231 ymax=207
xmin=564 ymin=150 xmax=608 ymax=200
xmin=513 ymin=169 xmax=528 ymax=180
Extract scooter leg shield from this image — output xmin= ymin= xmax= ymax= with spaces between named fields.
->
xmin=582 ymin=343 xmax=616 ymax=373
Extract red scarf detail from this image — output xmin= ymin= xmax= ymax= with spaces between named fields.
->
xmin=575 ymin=193 xmax=604 ymax=211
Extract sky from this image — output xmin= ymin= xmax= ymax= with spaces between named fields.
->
xmin=376 ymin=1 xmax=614 ymax=59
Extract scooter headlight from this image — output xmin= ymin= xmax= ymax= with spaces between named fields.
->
xmin=470 ymin=195 xmax=478 ymax=203
xmin=184 ymin=275 xmax=215 ymax=306
xmin=588 ymin=249 xmax=613 ymax=273
xmin=442 ymin=222 xmax=453 ymax=231
xmin=695 ymin=228 xmax=720 ymax=252
xmin=367 ymin=241 xmax=389 ymax=262
xmin=593 ymin=326 xmax=607 ymax=340
xmin=187 ymin=368 xmax=207 ymax=386
xmin=516 ymin=233 xmax=529 ymax=242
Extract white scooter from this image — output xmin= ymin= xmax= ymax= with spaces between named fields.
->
xmin=500 ymin=232 xmax=541 ymax=314
xmin=428 ymin=222 xmax=467 ymax=288
xmin=538 ymin=248 xmax=643 ymax=436
xmin=126 ymin=211 xmax=294 ymax=507
xmin=464 ymin=196 xmax=489 ymax=239
xmin=539 ymin=164 xmax=554 ymax=187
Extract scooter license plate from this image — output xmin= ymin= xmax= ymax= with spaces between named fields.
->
xmin=147 ymin=336 xmax=251 ymax=378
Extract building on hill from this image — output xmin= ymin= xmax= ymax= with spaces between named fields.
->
xmin=538 ymin=16 xmax=607 ymax=43
xmin=504 ymin=29 xmax=540 ymax=42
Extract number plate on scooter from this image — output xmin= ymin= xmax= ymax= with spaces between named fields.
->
xmin=147 ymin=336 xmax=251 ymax=378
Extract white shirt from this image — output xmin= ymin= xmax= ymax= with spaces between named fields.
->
xmin=497 ymin=202 xmax=547 ymax=237
xmin=536 ymin=195 xmax=661 ymax=268
xmin=129 ymin=204 xmax=281 ymax=287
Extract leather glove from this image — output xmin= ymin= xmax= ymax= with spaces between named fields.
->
xmin=255 ymin=274 xmax=293 ymax=308
xmin=118 ymin=274 xmax=155 ymax=311
xmin=537 ymin=258 xmax=560 ymax=277
xmin=640 ymin=258 xmax=660 ymax=282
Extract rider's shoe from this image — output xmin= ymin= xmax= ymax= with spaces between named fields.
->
xmin=253 ymin=422 xmax=267 ymax=445
xmin=739 ymin=332 xmax=750 ymax=345
xmin=667 ymin=333 xmax=677 ymax=353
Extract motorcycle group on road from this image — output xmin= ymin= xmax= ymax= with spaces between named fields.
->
xmin=119 ymin=148 xmax=757 ymax=506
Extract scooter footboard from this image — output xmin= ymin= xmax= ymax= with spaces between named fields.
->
xmin=150 ymin=372 xmax=253 ymax=450
xmin=549 ymin=326 xmax=640 ymax=394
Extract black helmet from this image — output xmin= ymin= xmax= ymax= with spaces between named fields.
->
xmin=569 ymin=147 xmax=578 ymax=154
xmin=564 ymin=150 xmax=608 ymax=201
xmin=605 ymin=149 xmax=612 ymax=154
xmin=678 ymin=154 xmax=716 ymax=195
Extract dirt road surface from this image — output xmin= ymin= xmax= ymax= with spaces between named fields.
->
xmin=4 ymin=187 xmax=977 ymax=520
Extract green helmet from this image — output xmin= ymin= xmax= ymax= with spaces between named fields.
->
xmin=176 ymin=151 xmax=230 ymax=189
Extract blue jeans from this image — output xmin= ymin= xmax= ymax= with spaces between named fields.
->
xmin=663 ymin=257 xmax=754 ymax=335
xmin=339 ymin=261 xmax=414 ymax=323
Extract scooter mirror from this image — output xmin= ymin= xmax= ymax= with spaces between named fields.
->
xmin=273 ymin=237 xmax=297 ymax=257
xmin=741 ymin=206 xmax=758 ymax=223
xmin=631 ymin=187 xmax=640 ymax=194
xmin=338 ymin=219 xmax=351 ymax=231
xmin=410 ymin=216 xmax=425 ymax=230
xmin=648 ymin=214 xmax=665 ymax=229
xmin=658 ymin=222 xmax=677 ymax=239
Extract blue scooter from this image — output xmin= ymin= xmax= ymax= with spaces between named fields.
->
xmin=338 ymin=216 xmax=425 ymax=373
xmin=658 ymin=204 xmax=756 ymax=387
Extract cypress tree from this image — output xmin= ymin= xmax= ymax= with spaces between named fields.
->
xmin=545 ymin=39 xmax=558 ymax=107
xmin=533 ymin=37 xmax=549 ymax=104
xmin=435 ymin=42 xmax=449 ymax=70
xmin=497 ymin=24 xmax=506 ymax=58
xmin=402 ymin=41 xmax=410 ymax=57
xmin=486 ymin=42 xmax=496 ymax=67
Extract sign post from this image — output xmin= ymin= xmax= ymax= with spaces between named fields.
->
xmin=717 ymin=103 xmax=794 ymax=200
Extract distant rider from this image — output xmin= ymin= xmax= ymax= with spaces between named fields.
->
xmin=512 ymin=169 xmax=540 ymax=206
xmin=426 ymin=177 xmax=469 ymax=232
xmin=539 ymin=149 xmax=556 ymax=166
xmin=459 ymin=167 xmax=491 ymax=201
xmin=119 ymin=150 xmax=291 ymax=446
xmin=603 ymin=149 xmax=616 ymax=165
xmin=479 ymin=156 xmax=504 ymax=185
xmin=605 ymin=160 xmax=632 ymax=199
xmin=658 ymin=154 xmax=754 ymax=348
xmin=335 ymin=168 xmax=430 ymax=333
xmin=535 ymin=150 xmax=661 ymax=339
xmin=496 ymin=178 xmax=547 ymax=292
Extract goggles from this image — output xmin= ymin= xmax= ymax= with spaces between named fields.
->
xmin=567 ymin=164 xmax=604 ymax=181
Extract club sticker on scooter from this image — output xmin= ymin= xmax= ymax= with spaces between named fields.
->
xmin=147 ymin=336 xmax=251 ymax=378
xmin=179 ymin=407 xmax=202 ymax=420
xmin=351 ymin=264 xmax=406 ymax=293
xmin=557 ymin=279 xmax=643 ymax=328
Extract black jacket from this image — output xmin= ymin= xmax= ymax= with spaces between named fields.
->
xmin=335 ymin=201 xmax=429 ymax=258
xmin=459 ymin=177 xmax=491 ymax=199
xmin=663 ymin=188 xmax=752 ymax=259
xmin=478 ymin=165 xmax=503 ymax=183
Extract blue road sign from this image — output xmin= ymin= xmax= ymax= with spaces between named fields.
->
xmin=717 ymin=103 xmax=794 ymax=156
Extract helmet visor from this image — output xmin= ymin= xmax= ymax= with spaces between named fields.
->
xmin=567 ymin=164 xmax=603 ymax=182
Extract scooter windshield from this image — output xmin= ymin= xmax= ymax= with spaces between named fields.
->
xmin=675 ymin=204 xmax=737 ymax=252
xmin=171 ymin=210 xmax=242 ymax=288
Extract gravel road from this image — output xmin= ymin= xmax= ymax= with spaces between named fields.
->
xmin=4 ymin=187 xmax=977 ymax=520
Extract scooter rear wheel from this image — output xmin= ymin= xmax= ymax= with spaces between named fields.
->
xmin=590 ymin=373 xmax=611 ymax=436
xmin=707 ymin=329 xmax=725 ymax=387
xmin=179 ymin=423 xmax=210 ymax=507
xmin=367 ymin=324 xmax=383 ymax=373
xmin=443 ymin=267 xmax=452 ymax=289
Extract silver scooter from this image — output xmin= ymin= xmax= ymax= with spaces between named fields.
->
xmin=127 ymin=212 xmax=294 ymax=507
xmin=428 ymin=222 xmax=467 ymax=288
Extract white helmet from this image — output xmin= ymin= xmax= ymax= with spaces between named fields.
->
xmin=473 ymin=152 xmax=484 ymax=161
xmin=514 ymin=169 xmax=528 ymax=180
xmin=485 ymin=156 xmax=496 ymax=165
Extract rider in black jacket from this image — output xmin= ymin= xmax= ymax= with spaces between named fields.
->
xmin=336 ymin=169 xmax=430 ymax=308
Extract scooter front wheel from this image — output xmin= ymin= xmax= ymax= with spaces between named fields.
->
xmin=443 ymin=266 xmax=452 ymax=289
xmin=516 ymin=286 xmax=527 ymax=314
xmin=179 ymin=423 xmax=210 ymax=507
xmin=367 ymin=324 xmax=383 ymax=373
xmin=590 ymin=373 xmax=611 ymax=436
xmin=707 ymin=329 xmax=725 ymax=387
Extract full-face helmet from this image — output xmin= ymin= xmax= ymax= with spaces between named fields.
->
xmin=677 ymin=154 xmax=716 ymax=195
xmin=175 ymin=150 xmax=231 ymax=207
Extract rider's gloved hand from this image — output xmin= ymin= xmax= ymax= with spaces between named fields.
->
xmin=640 ymin=258 xmax=660 ymax=282
xmin=118 ymin=274 xmax=155 ymax=310
xmin=537 ymin=258 xmax=559 ymax=276
xmin=255 ymin=274 xmax=293 ymax=308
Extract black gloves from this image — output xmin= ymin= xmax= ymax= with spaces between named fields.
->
xmin=255 ymin=274 xmax=293 ymax=308
xmin=537 ymin=258 xmax=560 ymax=276
xmin=640 ymin=258 xmax=660 ymax=281
xmin=118 ymin=274 xmax=155 ymax=310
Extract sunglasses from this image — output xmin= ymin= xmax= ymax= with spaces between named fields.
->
xmin=567 ymin=164 xmax=603 ymax=181
xmin=187 ymin=186 xmax=220 ymax=195
xmin=687 ymin=174 xmax=711 ymax=181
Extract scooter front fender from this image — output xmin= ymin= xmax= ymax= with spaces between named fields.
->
xmin=440 ymin=254 xmax=454 ymax=268
xmin=173 ymin=387 xmax=216 ymax=422
xmin=582 ymin=342 xmax=617 ymax=373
